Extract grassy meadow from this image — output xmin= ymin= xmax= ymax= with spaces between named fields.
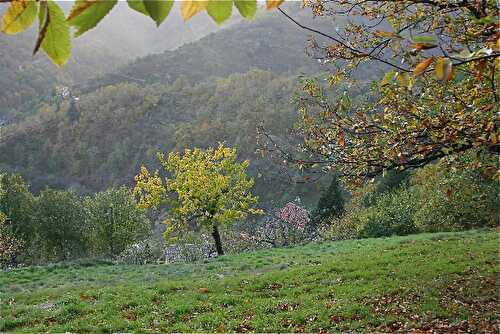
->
xmin=1 ymin=230 xmax=498 ymax=333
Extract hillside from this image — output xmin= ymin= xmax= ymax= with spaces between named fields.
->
xmin=73 ymin=3 xmax=332 ymax=94
xmin=0 ymin=2 xmax=330 ymax=121
xmin=1 ymin=230 xmax=497 ymax=332
xmin=0 ymin=70 xmax=320 ymax=205
xmin=0 ymin=4 xmax=335 ymax=205
xmin=0 ymin=2 xmax=229 ymax=121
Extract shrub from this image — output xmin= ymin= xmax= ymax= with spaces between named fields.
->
xmin=235 ymin=202 xmax=312 ymax=248
xmin=356 ymin=187 xmax=417 ymax=238
xmin=85 ymin=187 xmax=151 ymax=258
xmin=115 ymin=235 xmax=165 ymax=265
xmin=0 ymin=211 xmax=22 ymax=268
xmin=164 ymin=234 xmax=217 ymax=263
xmin=411 ymin=158 xmax=499 ymax=232
xmin=323 ymin=154 xmax=499 ymax=240
xmin=35 ymin=189 xmax=88 ymax=262
xmin=0 ymin=173 xmax=36 ymax=261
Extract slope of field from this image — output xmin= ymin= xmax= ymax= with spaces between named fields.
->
xmin=0 ymin=230 xmax=497 ymax=332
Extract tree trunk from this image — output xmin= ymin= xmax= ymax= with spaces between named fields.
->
xmin=211 ymin=225 xmax=224 ymax=256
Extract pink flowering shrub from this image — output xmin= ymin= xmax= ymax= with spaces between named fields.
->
xmin=277 ymin=202 xmax=310 ymax=231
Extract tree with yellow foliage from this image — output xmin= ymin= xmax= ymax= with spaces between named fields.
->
xmin=134 ymin=144 xmax=262 ymax=256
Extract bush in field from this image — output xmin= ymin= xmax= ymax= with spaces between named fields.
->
xmin=411 ymin=159 xmax=499 ymax=232
xmin=35 ymin=189 xmax=88 ymax=262
xmin=357 ymin=187 xmax=417 ymax=238
xmin=278 ymin=202 xmax=310 ymax=231
xmin=362 ymin=170 xmax=410 ymax=208
xmin=236 ymin=202 xmax=311 ymax=248
xmin=0 ymin=212 xmax=22 ymax=268
xmin=324 ymin=154 xmax=499 ymax=240
xmin=0 ymin=173 xmax=36 ymax=260
xmin=115 ymin=235 xmax=165 ymax=265
xmin=164 ymin=233 xmax=217 ymax=263
xmin=322 ymin=185 xmax=416 ymax=240
xmin=85 ymin=187 xmax=150 ymax=258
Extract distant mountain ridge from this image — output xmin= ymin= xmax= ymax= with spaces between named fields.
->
xmin=92 ymin=5 xmax=327 ymax=90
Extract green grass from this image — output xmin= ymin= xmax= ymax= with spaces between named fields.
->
xmin=1 ymin=230 xmax=498 ymax=333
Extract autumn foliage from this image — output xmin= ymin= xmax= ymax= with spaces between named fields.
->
xmin=260 ymin=0 xmax=499 ymax=184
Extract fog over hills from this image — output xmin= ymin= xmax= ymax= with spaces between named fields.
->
xmin=0 ymin=1 xmax=235 ymax=120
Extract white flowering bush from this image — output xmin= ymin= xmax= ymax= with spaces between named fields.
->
xmin=115 ymin=236 xmax=164 ymax=265
xmin=235 ymin=202 xmax=312 ymax=249
xmin=164 ymin=234 xmax=217 ymax=263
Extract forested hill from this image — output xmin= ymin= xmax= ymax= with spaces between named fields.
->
xmin=0 ymin=3 xmax=330 ymax=122
xmin=0 ymin=2 xmax=227 ymax=121
xmin=0 ymin=71 xmax=319 ymax=206
xmin=0 ymin=4 xmax=337 ymax=206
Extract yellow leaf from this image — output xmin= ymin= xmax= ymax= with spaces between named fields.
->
xmin=435 ymin=57 xmax=452 ymax=81
xmin=414 ymin=57 xmax=433 ymax=76
xmin=67 ymin=0 xmax=94 ymax=22
xmin=2 ymin=0 xmax=37 ymax=34
xmin=396 ymin=72 xmax=411 ymax=89
xmin=181 ymin=0 xmax=208 ymax=21
xmin=266 ymin=0 xmax=284 ymax=9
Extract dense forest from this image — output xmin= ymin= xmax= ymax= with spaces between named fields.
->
xmin=0 ymin=70 xmax=319 ymax=204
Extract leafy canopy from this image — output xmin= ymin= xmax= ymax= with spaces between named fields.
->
xmin=134 ymin=144 xmax=262 ymax=242
xmin=1 ymin=0 xmax=285 ymax=66
xmin=259 ymin=0 xmax=499 ymax=184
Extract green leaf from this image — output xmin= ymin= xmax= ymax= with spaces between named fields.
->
xmin=67 ymin=0 xmax=118 ymax=37
xmin=234 ymin=0 xmax=256 ymax=19
xmin=127 ymin=0 xmax=148 ymax=15
xmin=181 ymin=1 xmax=207 ymax=22
xmin=412 ymin=35 xmax=437 ymax=45
xmin=207 ymin=0 xmax=232 ymax=24
xmin=2 ymin=0 xmax=38 ymax=34
xmin=34 ymin=0 xmax=70 ymax=66
xmin=380 ymin=70 xmax=396 ymax=87
xmin=144 ymin=0 xmax=174 ymax=26
xmin=373 ymin=31 xmax=401 ymax=39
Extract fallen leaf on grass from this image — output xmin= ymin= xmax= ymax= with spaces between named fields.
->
xmin=270 ymin=283 xmax=282 ymax=290
xmin=79 ymin=294 xmax=93 ymax=301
